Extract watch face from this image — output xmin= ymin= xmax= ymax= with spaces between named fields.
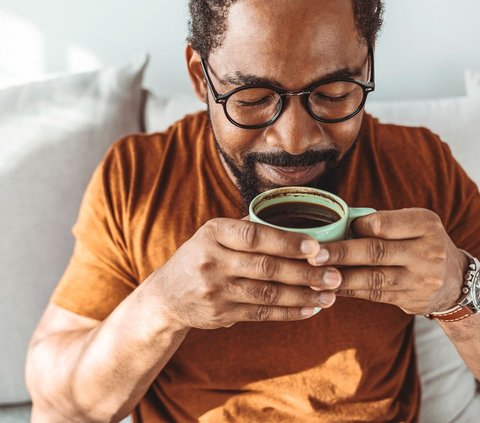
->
xmin=473 ymin=273 xmax=480 ymax=309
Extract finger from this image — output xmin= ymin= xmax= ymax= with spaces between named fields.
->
xmin=338 ymin=267 xmax=409 ymax=292
xmin=235 ymin=303 xmax=323 ymax=323
xmin=308 ymin=238 xmax=417 ymax=267
xmin=228 ymin=279 xmax=337 ymax=308
xmin=227 ymin=250 xmax=342 ymax=289
xmin=336 ymin=288 xmax=399 ymax=305
xmin=351 ymin=208 xmax=441 ymax=240
xmin=208 ymin=218 xmax=320 ymax=259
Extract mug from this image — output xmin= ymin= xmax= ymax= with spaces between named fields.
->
xmin=249 ymin=186 xmax=376 ymax=242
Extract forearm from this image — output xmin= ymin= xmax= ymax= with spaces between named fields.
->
xmin=27 ymin=280 xmax=189 ymax=422
xmin=439 ymin=312 xmax=480 ymax=381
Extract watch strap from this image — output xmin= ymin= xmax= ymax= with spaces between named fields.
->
xmin=426 ymin=304 xmax=474 ymax=322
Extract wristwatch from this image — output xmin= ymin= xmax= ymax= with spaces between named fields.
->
xmin=426 ymin=249 xmax=480 ymax=322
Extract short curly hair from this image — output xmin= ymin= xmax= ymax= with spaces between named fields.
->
xmin=187 ymin=0 xmax=384 ymax=59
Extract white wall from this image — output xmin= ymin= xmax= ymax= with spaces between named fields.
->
xmin=0 ymin=0 xmax=479 ymax=100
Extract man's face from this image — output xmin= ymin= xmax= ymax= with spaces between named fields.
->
xmin=197 ymin=0 xmax=370 ymax=206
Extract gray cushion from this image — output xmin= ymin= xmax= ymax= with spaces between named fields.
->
xmin=0 ymin=403 xmax=31 ymax=423
xmin=0 ymin=56 xmax=147 ymax=405
xmin=0 ymin=404 xmax=132 ymax=422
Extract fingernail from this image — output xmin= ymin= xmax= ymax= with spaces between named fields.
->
xmin=318 ymin=292 xmax=336 ymax=306
xmin=310 ymin=285 xmax=322 ymax=291
xmin=323 ymin=269 xmax=341 ymax=287
xmin=312 ymin=248 xmax=329 ymax=265
xmin=301 ymin=307 xmax=322 ymax=316
xmin=301 ymin=239 xmax=319 ymax=255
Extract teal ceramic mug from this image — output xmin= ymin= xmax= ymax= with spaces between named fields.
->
xmin=249 ymin=187 xmax=376 ymax=242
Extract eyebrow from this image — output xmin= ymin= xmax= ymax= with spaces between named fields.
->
xmin=219 ymin=66 xmax=366 ymax=89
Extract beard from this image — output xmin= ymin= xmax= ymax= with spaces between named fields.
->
xmin=207 ymin=111 xmax=358 ymax=212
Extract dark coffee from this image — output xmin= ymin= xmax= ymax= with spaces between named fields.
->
xmin=257 ymin=201 xmax=341 ymax=229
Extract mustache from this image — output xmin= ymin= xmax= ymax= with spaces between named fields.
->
xmin=245 ymin=148 xmax=339 ymax=168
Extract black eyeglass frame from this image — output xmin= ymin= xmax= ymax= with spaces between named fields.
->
xmin=200 ymin=47 xmax=375 ymax=129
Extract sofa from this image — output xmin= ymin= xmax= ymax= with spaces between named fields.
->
xmin=1 ymin=57 xmax=479 ymax=422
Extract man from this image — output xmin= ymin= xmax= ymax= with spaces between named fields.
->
xmin=26 ymin=0 xmax=480 ymax=421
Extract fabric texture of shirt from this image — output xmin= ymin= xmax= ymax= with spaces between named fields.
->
xmin=51 ymin=111 xmax=480 ymax=422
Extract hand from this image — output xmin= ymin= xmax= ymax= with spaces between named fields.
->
xmin=307 ymin=208 xmax=469 ymax=315
xmin=145 ymin=218 xmax=342 ymax=330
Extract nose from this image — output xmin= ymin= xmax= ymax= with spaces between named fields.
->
xmin=264 ymin=95 xmax=324 ymax=155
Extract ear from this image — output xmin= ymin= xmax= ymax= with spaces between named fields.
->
xmin=186 ymin=44 xmax=207 ymax=103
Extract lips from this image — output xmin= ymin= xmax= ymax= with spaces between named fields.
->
xmin=257 ymin=162 xmax=326 ymax=186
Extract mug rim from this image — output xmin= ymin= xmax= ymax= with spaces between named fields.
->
xmin=249 ymin=186 xmax=349 ymax=232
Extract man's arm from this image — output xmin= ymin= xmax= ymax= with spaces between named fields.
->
xmin=27 ymin=218 xmax=339 ymax=421
xmin=438 ymin=315 xmax=480 ymax=381
xmin=26 ymin=288 xmax=189 ymax=422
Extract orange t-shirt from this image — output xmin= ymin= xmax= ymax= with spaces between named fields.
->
xmin=52 ymin=111 xmax=480 ymax=422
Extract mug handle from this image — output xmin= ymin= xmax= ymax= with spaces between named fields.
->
xmin=347 ymin=207 xmax=377 ymax=237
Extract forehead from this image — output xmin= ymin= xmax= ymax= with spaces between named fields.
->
xmin=209 ymin=0 xmax=367 ymax=88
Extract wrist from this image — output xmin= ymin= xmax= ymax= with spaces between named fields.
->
xmin=438 ymin=250 xmax=470 ymax=312
xmin=138 ymin=275 xmax=191 ymax=337
xmin=426 ymin=249 xmax=480 ymax=322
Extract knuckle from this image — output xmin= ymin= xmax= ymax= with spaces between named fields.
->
xmin=370 ymin=214 xmax=383 ymax=235
xmin=335 ymin=245 xmax=349 ymax=263
xmin=254 ymin=305 xmax=270 ymax=321
xmin=202 ymin=218 xmax=220 ymax=239
xmin=344 ymin=289 xmax=356 ymax=297
xmin=278 ymin=235 xmax=292 ymax=252
xmin=255 ymin=255 xmax=278 ymax=280
xmin=239 ymin=223 xmax=262 ymax=249
xmin=425 ymin=275 xmax=443 ymax=291
xmin=281 ymin=307 xmax=295 ymax=320
xmin=302 ymin=266 xmax=318 ymax=284
xmin=261 ymin=283 xmax=279 ymax=305
xmin=368 ymin=268 xmax=386 ymax=291
xmin=424 ymin=210 xmax=443 ymax=230
xmin=428 ymin=246 xmax=448 ymax=263
xmin=196 ymin=251 xmax=216 ymax=274
xmin=369 ymin=289 xmax=382 ymax=302
xmin=197 ymin=279 xmax=219 ymax=302
xmin=210 ymin=305 xmax=224 ymax=320
xmin=196 ymin=280 xmax=212 ymax=300
xmin=368 ymin=238 xmax=388 ymax=264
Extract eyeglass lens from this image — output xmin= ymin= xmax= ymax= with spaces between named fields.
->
xmin=225 ymin=81 xmax=365 ymax=127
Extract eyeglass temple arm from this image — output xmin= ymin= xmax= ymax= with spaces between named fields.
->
xmin=369 ymin=46 xmax=375 ymax=85
xmin=200 ymin=57 xmax=222 ymax=100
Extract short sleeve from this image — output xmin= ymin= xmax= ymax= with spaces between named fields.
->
xmin=439 ymin=142 xmax=480 ymax=259
xmin=51 ymin=140 xmax=137 ymax=320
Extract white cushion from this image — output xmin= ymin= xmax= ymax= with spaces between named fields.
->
xmin=366 ymin=96 xmax=480 ymax=189
xmin=145 ymin=91 xmax=205 ymax=133
xmin=0 ymin=56 xmax=147 ymax=405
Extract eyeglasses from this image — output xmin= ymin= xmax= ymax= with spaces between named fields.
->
xmin=201 ymin=48 xmax=375 ymax=129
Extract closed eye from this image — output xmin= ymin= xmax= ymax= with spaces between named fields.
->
xmin=235 ymin=96 xmax=276 ymax=107
xmin=313 ymin=93 xmax=350 ymax=103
